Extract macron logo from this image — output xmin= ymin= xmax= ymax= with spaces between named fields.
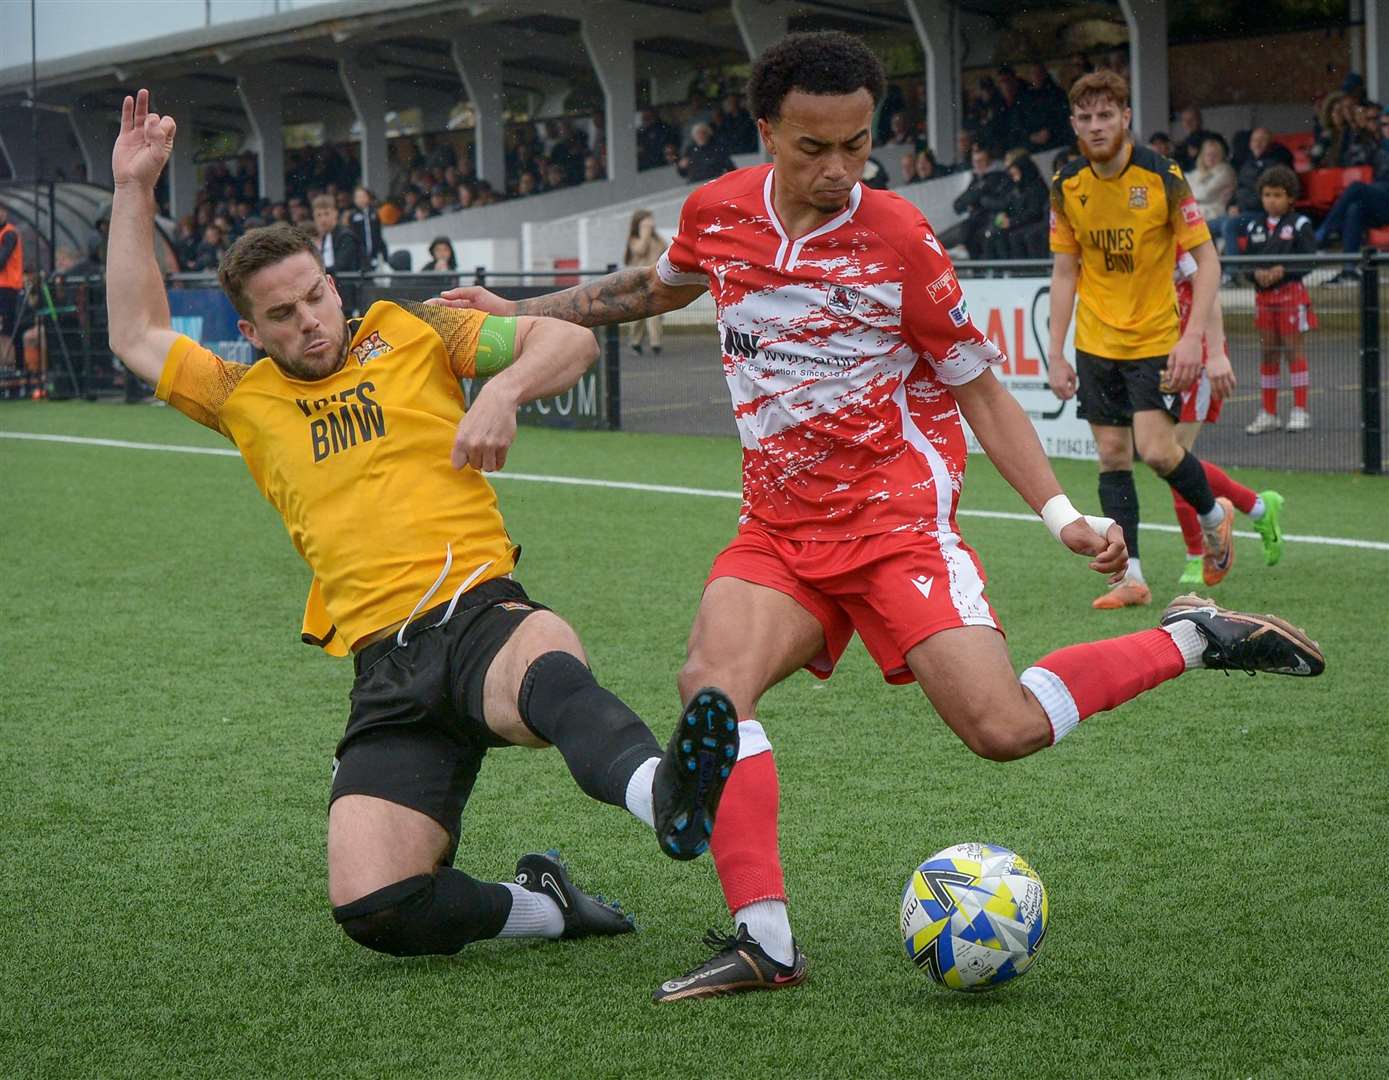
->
xmin=911 ymin=575 xmax=934 ymax=600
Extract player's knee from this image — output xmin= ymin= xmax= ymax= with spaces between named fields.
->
xmin=946 ymin=702 xmax=1034 ymax=762
xmin=961 ymin=723 xmax=1030 ymax=762
xmin=333 ymin=873 xmax=478 ymax=958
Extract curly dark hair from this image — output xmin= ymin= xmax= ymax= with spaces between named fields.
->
xmin=1257 ymin=164 xmax=1300 ymax=200
xmin=747 ymin=31 xmax=886 ymax=122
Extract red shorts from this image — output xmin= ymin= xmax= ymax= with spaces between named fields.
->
xmin=1179 ymin=352 xmax=1225 ymax=424
xmin=1254 ymin=282 xmax=1317 ymax=334
xmin=706 ymin=526 xmax=1002 ymax=685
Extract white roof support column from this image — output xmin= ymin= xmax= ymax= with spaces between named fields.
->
xmin=237 ymin=76 xmax=285 ymax=203
xmin=338 ymin=58 xmax=389 ymax=196
xmin=167 ymin=101 xmax=198 ymax=222
xmin=731 ymin=0 xmax=789 ymax=59
xmin=69 ymin=106 xmax=115 ymax=188
xmin=582 ymin=2 xmax=636 ymax=182
xmin=1119 ymin=0 xmax=1170 ymax=141
xmin=451 ymin=36 xmax=506 ymax=192
xmin=903 ymin=0 xmax=960 ymax=164
xmin=1367 ymin=0 xmax=1389 ymax=103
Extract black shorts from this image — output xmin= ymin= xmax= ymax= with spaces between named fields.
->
xmin=329 ymin=577 xmax=548 ymax=861
xmin=1075 ymin=350 xmax=1181 ymax=427
xmin=0 ymin=287 xmax=17 ymax=338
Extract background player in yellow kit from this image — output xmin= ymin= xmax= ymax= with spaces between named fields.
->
xmin=1047 ymin=71 xmax=1237 ymax=608
xmin=103 ymin=90 xmax=739 ymax=961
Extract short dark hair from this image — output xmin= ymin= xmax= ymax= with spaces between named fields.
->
xmin=218 ymin=223 xmax=322 ymax=318
xmin=1257 ymin=164 xmax=1300 ymax=199
xmin=747 ymin=31 xmax=886 ymax=122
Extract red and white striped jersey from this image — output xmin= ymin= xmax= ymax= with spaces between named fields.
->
xmin=657 ymin=164 xmax=1004 ymax=540
xmin=1173 ymin=245 xmax=1199 ymax=327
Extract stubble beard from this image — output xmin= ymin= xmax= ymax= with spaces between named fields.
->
xmin=269 ymin=315 xmax=350 ymax=381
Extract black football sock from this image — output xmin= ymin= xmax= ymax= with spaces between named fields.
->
xmin=1098 ymin=469 xmax=1140 ymax=561
xmin=1160 ymin=451 xmax=1217 ymax=517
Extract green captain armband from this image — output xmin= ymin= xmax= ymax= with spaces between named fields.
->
xmin=474 ymin=315 xmax=518 ymax=376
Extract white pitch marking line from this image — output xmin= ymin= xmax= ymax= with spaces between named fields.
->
xmin=4 ymin=429 xmax=1387 ymax=552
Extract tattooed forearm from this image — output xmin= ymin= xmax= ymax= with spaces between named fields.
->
xmin=513 ymin=267 xmax=665 ymax=326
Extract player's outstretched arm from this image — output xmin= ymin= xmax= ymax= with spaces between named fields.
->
xmin=1046 ymin=252 xmax=1079 ymax=400
xmin=953 ymin=370 xmax=1127 ymax=578
xmin=450 ymin=316 xmax=598 ymax=472
xmin=428 ymin=264 xmax=705 ymax=327
xmin=106 ymin=90 xmax=182 ymax=387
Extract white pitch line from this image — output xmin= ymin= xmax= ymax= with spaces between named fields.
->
xmin=4 ymin=429 xmax=1387 ymax=552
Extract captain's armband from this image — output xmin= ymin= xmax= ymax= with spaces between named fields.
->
xmin=474 ymin=315 xmax=518 ymax=376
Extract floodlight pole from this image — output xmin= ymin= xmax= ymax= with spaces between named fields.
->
xmin=31 ymin=0 xmax=42 ymax=272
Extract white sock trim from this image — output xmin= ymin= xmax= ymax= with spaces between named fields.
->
xmin=1249 ymin=496 xmax=1266 ymax=521
xmin=1125 ymin=557 xmax=1144 ymax=584
xmin=497 ymin=882 xmax=564 ymax=939
xmin=736 ymin=718 xmax=772 ymax=760
xmin=1161 ymin=620 xmax=1206 ymax=670
xmin=624 ymin=756 xmax=660 ymax=829
xmin=1020 ymin=666 xmax=1081 ymax=744
xmin=1198 ymin=502 xmax=1226 ymax=531
xmin=735 ymin=899 xmax=794 ymax=967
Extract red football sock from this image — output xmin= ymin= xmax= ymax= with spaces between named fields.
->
xmin=1032 ymin=629 xmax=1186 ymax=723
xmin=1172 ymin=488 xmax=1203 ymax=556
xmin=1201 ymin=460 xmax=1257 ymax=514
xmin=1290 ymin=355 xmax=1309 ymax=409
xmin=1260 ymin=362 xmax=1281 ymax=415
xmin=710 ymin=749 xmax=786 ymax=912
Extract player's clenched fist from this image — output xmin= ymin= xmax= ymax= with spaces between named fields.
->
xmin=113 ymin=89 xmax=176 ymax=190
xmin=1059 ymin=518 xmax=1128 ymax=581
xmin=451 ymin=388 xmax=517 ymax=473
xmin=1046 ymin=349 xmax=1077 ymax=400
xmin=426 ymin=286 xmax=517 ymax=316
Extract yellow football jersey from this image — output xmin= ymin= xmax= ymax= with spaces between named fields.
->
xmin=1049 ymin=142 xmax=1212 ymax=359
xmin=157 ymin=299 xmax=519 ymax=655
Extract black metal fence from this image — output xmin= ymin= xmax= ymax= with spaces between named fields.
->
xmin=3 ymin=253 xmax=1384 ymax=475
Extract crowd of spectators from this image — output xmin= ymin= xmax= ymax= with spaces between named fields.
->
xmin=159 ymin=50 xmax=1389 ymax=279
xmin=167 ymin=91 xmax=767 ymax=270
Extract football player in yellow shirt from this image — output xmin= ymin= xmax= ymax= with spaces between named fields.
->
xmin=104 ymin=90 xmax=740 ymax=961
xmin=1047 ymin=72 xmax=1236 ymax=609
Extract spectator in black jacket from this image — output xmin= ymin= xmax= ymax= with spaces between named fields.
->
xmin=678 ymin=123 xmax=736 ymax=183
xmin=982 ymin=67 xmax=1025 ymax=156
xmin=191 ymin=224 xmax=226 ymax=271
xmin=938 ymin=145 xmax=1011 ymax=258
xmin=1316 ymin=122 xmax=1389 ymax=284
xmin=348 ymin=186 xmax=388 ymax=270
xmin=312 ymin=193 xmax=362 ymax=277
xmin=715 ymin=93 xmax=759 ymax=155
xmin=1015 ymin=64 xmax=1071 ymax=151
xmin=1220 ymin=127 xmax=1294 ymax=255
xmin=981 ymin=154 xmax=1050 ymax=258
xmin=637 ymin=108 xmax=679 ymax=171
xmin=1174 ymin=105 xmax=1218 ymax=171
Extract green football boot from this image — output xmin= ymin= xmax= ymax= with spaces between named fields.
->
xmin=1253 ymin=490 xmax=1285 ymax=566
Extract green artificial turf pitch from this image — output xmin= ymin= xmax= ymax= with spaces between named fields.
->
xmin=2 ymin=402 xmax=1386 ymax=1079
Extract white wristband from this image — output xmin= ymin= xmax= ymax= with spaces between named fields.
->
xmin=1040 ymin=495 xmax=1116 ymax=545
xmin=1040 ymin=494 xmax=1081 ymax=541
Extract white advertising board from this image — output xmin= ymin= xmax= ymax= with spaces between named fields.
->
xmin=955 ymin=276 xmax=1098 ymax=461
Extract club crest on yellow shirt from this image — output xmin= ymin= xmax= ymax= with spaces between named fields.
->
xmin=1128 ymin=186 xmax=1148 ymax=209
xmin=350 ymin=331 xmax=393 ymax=366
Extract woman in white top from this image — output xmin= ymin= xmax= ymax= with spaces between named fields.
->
xmin=1190 ymin=136 xmax=1236 ymax=227
xmin=623 ymin=209 xmax=665 ymax=354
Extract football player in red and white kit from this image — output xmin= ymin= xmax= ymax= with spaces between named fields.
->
xmin=1170 ymin=248 xmax=1285 ymax=582
xmin=432 ymin=32 xmax=1324 ymax=1001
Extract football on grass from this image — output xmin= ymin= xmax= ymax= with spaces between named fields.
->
xmin=900 ymin=842 xmax=1049 ymax=991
